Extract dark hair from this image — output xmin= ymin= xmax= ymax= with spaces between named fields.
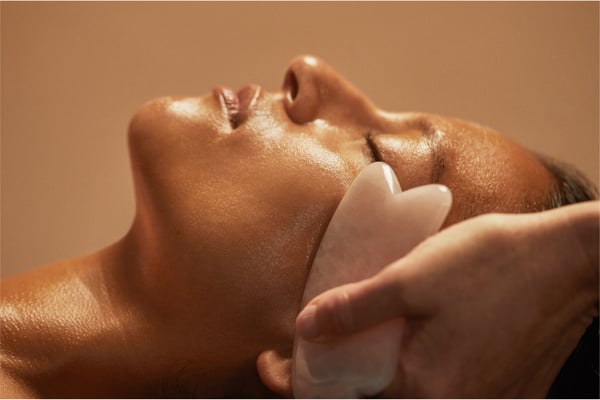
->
xmin=536 ymin=154 xmax=599 ymax=399
xmin=537 ymin=153 xmax=599 ymax=208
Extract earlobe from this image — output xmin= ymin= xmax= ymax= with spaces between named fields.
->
xmin=256 ymin=348 xmax=293 ymax=398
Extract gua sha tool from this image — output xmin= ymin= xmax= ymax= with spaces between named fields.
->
xmin=291 ymin=162 xmax=452 ymax=398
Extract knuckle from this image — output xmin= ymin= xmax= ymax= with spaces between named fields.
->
xmin=379 ymin=273 xmax=412 ymax=316
xmin=321 ymin=286 xmax=356 ymax=336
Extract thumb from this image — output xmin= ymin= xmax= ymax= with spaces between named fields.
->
xmin=295 ymin=271 xmax=419 ymax=342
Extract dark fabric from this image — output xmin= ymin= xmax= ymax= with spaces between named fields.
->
xmin=547 ymin=317 xmax=599 ymax=398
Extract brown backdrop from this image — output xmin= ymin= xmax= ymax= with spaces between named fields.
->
xmin=2 ymin=2 xmax=598 ymax=278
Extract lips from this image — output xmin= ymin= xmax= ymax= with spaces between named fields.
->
xmin=213 ymin=84 xmax=260 ymax=129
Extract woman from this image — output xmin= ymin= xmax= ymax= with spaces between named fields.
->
xmin=1 ymin=55 xmax=596 ymax=398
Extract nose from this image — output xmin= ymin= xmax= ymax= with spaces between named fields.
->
xmin=282 ymin=55 xmax=377 ymax=125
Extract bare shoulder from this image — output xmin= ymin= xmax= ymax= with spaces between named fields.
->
xmin=0 ymin=260 xmax=91 ymax=399
xmin=1 ymin=278 xmax=38 ymax=399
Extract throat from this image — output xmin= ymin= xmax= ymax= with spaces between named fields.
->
xmin=0 ymin=240 xmax=164 ymax=397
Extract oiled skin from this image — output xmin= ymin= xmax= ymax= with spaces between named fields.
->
xmin=0 ymin=55 xmax=566 ymax=397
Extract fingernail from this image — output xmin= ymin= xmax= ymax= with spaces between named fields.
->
xmin=296 ymin=305 xmax=321 ymax=340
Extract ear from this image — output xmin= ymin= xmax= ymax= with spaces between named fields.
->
xmin=256 ymin=348 xmax=293 ymax=398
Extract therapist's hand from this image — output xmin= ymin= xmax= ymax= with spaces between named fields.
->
xmin=296 ymin=201 xmax=599 ymax=397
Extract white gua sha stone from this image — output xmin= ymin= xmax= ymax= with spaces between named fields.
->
xmin=292 ymin=162 xmax=452 ymax=398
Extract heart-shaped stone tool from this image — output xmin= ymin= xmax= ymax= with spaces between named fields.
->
xmin=292 ymin=162 xmax=452 ymax=398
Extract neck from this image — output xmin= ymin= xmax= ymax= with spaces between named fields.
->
xmin=0 ymin=232 xmax=264 ymax=397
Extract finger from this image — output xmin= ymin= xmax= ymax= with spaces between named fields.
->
xmin=295 ymin=273 xmax=415 ymax=342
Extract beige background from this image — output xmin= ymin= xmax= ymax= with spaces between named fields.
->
xmin=2 ymin=2 xmax=598 ymax=278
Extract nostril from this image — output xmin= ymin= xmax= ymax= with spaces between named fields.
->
xmin=284 ymin=70 xmax=299 ymax=102
xmin=282 ymin=59 xmax=319 ymax=124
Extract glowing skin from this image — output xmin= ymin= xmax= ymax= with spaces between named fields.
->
xmin=0 ymin=55 xmax=555 ymax=397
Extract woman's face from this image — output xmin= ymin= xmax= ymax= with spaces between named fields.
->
xmin=127 ymin=56 xmax=554 ymax=360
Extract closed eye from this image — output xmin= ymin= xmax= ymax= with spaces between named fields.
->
xmin=365 ymin=131 xmax=383 ymax=162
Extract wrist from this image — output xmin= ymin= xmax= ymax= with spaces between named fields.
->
xmin=567 ymin=201 xmax=599 ymax=314
xmin=544 ymin=201 xmax=599 ymax=315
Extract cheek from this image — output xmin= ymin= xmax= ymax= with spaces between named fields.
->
xmin=194 ymin=155 xmax=357 ymax=343
xmin=372 ymin=133 xmax=434 ymax=190
xmin=131 ymin=124 xmax=363 ymax=337
xmin=128 ymin=96 xmax=224 ymax=168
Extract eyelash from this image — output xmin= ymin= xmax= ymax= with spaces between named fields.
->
xmin=365 ymin=131 xmax=383 ymax=162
